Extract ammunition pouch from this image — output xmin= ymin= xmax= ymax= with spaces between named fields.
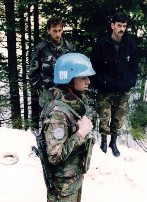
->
xmin=82 ymin=137 xmax=96 ymax=173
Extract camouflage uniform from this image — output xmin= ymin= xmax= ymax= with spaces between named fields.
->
xmin=96 ymin=91 xmax=130 ymax=136
xmin=29 ymin=36 xmax=75 ymax=91
xmin=41 ymin=86 xmax=95 ymax=202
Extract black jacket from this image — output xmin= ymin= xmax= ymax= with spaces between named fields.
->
xmin=29 ymin=36 xmax=75 ymax=90
xmin=90 ymin=33 xmax=139 ymax=93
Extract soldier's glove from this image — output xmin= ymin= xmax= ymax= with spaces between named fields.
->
xmin=77 ymin=115 xmax=93 ymax=138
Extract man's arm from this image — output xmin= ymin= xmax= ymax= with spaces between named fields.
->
xmin=44 ymin=111 xmax=93 ymax=165
xmin=129 ymin=38 xmax=139 ymax=86
xmin=29 ymin=46 xmax=44 ymax=89
xmin=122 ymin=37 xmax=139 ymax=91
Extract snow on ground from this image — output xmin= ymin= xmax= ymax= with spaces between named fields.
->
xmin=0 ymin=127 xmax=46 ymax=202
xmin=82 ymin=143 xmax=147 ymax=202
xmin=0 ymin=127 xmax=147 ymax=202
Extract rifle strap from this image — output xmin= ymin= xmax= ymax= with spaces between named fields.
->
xmin=41 ymin=100 xmax=81 ymax=134
xmin=41 ymin=100 xmax=81 ymax=120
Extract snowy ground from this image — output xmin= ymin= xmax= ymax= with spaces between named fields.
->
xmin=0 ymin=127 xmax=147 ymax=202
xmin=82 ymin=143 xmax=147 ymax=202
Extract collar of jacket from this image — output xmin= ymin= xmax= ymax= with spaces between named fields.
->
xmin=104 ymin=32 xmax=128 ymax=45
xmin=46 ymin=35 xmax=64 ymax=48
xmin=52 ymin=86 xmax=87 ymax=117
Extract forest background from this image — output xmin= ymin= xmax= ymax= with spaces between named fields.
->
xmin=0 ymin=0 xmax=146 ymax=140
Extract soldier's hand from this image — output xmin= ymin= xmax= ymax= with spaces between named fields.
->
xmin=77 ymin=115 xmax=93 ymax=138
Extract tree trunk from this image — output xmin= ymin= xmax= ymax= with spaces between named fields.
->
xmin=5 ymin=0 xmax=22 ymax=129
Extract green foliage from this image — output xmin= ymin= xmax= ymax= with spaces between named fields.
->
xmin=16 ymin=0 xmax=38 ymax=11
xmin=0 ymin=95 xmax=10 ymax=108
xmin=22 ymin=119 xmax=38 ymax=130
xmin=130 ymin=127 xmax=144 ymax=140
xmin=130 ymin=100 xmax=147 ymax=140
xmin=11 ymin=116 xmax=22 ymax=129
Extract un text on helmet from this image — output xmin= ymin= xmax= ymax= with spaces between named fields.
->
xmin=59 ymin=71 xmax=68 ymax=80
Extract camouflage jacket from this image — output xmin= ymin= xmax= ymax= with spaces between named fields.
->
xmin=29 ymin=36 xmax=75 ymax=90
xmin=41 ymin=87 xmax=95 ymax=194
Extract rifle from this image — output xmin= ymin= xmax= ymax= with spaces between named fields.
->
xmin=31 ymin=128 xmax=54 ymax=191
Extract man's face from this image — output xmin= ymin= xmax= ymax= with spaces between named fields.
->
xmin=111 ymin=21 xmax=127 ymax=41
xmin=47 ymin=24 xmax=63 ymax=44
xmin=73 ymin=77 xmax=90 ymax=92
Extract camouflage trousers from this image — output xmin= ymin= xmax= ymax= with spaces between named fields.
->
xmin=47 ymin=175 xmax=83 ymax=202
xmin=96 ymin=91 xmax=130 ymax=136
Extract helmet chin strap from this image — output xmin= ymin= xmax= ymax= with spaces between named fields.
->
xmin=57 ymin=85 xmax=86 ymax=116
xmin=66 ymin=85 xmax=79 ymax=99
xmin=68 ymin=86 xmax=86 ymax=103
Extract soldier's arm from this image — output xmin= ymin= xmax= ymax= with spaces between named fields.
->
xmin=44 ymin=111 xmax=86 ymax=165
xmin=29 ymin=47 xmax=44 ymax=89
xmin=129 ymin=39 xmax=139 ymax=86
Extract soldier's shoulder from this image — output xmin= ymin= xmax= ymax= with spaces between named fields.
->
xmin=46 ymin=108 xmax=67 ymax=124
xmin=64 ymin=38 xmax=75 ymax=50
xmin=35 ymin=40 xmax=47 ymax=50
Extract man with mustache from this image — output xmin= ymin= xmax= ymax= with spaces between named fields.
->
xmin=90 ymin=12 xmax=139 ymax=157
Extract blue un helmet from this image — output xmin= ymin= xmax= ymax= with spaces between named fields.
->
xmin=54 ymin=53 xmax=96 ymax=84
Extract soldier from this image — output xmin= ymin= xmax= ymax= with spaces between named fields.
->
xmin=90 ymin=12 xmax=139 ymax=157
xmin=29 ymin=17 xmax=75 ymax=94
xmin=40 ymin=53 xmax=96 ymax=201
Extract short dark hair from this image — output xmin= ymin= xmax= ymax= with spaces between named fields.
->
xmin=111 ymin=12 xmax=128 ymax=24
xmin=47 ymin=18 xmax=63 ymax=29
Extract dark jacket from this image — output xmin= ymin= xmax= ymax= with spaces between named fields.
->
xmin=29 ymin=36 xmax=75 ymax=90
xmin=90 ymin=33 xmax=139 ymax=93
